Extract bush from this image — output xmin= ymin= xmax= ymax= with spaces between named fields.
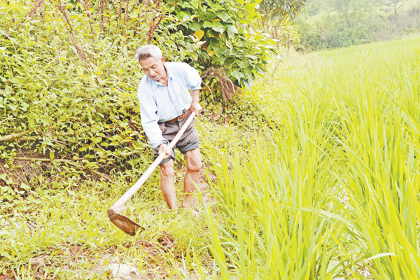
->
xmin=0 ymin=0 xmax=196 ymax=174
xmin=0 ymin=0 xmax=276 ymax=180
xmin=165 ymin=0 xmax=277 ymax=101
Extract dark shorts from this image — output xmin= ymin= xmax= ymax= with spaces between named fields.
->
xmin=153 ymin=111 xmax=199 ymax=166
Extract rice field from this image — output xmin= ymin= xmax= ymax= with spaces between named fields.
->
xmin=203 ymin=35 xmax=420 ymax=279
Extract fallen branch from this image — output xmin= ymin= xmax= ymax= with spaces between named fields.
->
xmin=14 ymin=157 xmax=114 ymax=182
xmin=0 ymin=131 xmax=77 ymax=142
xmin=0 ymin=130 xmax=31 ymax=142
xmin=18 ymin=136 xmax=42 ymax=141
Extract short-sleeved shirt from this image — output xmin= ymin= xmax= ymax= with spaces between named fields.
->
xmin=137 ymin=62 xmax=202 ymax=149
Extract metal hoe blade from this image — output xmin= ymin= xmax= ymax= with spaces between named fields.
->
xmin=107 ymin=208 xmax=144 ymax=236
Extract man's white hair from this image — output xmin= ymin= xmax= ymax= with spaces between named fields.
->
xmin=134 ymin=45 xmax=162 ymax=62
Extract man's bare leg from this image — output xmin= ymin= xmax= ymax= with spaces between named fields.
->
xmin=160 ymin=159 xmax=177 ymax=209
xmin=182 ymin=148 xmax=202 ymax=208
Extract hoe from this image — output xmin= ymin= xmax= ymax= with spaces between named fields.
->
xmin=107 ymin=113 xmax=196 ymax=235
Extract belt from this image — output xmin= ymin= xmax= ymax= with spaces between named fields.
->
xmin=168 ymin=108 xmax=191 ymax=122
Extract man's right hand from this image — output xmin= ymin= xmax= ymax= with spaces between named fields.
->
xmin=158 ymin=143 xmax=171 ymax=159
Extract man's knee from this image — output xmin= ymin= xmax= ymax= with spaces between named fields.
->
xmin=188 ymin=160 xmax=202 ymax=172
xmin=160 ymin=160 xmax=174 ymax=178
xmin=187 ymin=151 xmax=202 ymax=172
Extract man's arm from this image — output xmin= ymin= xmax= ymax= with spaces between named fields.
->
xmin=190 ymin=89 xmax=202 ymax=116
xmin=182 ymin=63 xmax=202 ymax=116
xmin=138 ymin=86 xmax=166 ymax=149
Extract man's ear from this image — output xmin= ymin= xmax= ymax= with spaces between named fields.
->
xmin=161 ymin=57 xmax=166 ymax=63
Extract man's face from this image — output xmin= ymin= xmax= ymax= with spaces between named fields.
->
xmin=139 ymin=57 xmax=166 ymax=81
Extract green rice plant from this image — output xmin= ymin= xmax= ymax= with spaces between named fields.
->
xmin=328 ymin=38 xmax=420 ymax=278
xmin=202 ymin=36 xmax=420 ymax=279
xmin=204 ymin=91 xmax=354 ymax=279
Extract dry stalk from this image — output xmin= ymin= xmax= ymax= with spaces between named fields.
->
xmin=79 ymin=0 xmax=95 ymax=38
xmin=124 ymin=0 xmax=130 ymax=24
xmin=147 ymin=18 xmax=156 ymax=43
xmin=147 ymin=0 xmax=163 ymax=44
xmin=25 ymin=0 xmax=45 ymax=20
xmin=129 ymin=0 xmax=150 ymax=13
xmin=0 ymin=130 xmax=31 ymax=142
xmin=56 ymin=0 xmax=91 ymax=67
xmin=57 ymin=0 xmax=73 ymax=32
xmin=202 ymin=67 xmax=240 ymax=102
xmin=99 ymin=0 xmax=108 ymax=31
xmin=1 ymin=131 xmax=76 ymax=142
xmin=40 ymin=5 xmax=46 ymax=22
xmin=69 ymin=34 xmax=92 ymax=68
xmin=0 ymin=30 xmax=17 ymax=53
xmin=118 ymin=0 xmax=122 ymax=24
xmin=15 ymin=0 xmax=45 ymax=34
xmin=155 ymin=14 xmax=163 ymax=29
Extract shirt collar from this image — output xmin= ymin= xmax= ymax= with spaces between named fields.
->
xmin=149 ymin=64 xmax=176 ymax=90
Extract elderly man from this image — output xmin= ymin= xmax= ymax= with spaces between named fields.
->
xmin=135 ymin=45 xmax=203 ymax=209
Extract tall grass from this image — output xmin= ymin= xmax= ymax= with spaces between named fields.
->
xmin=203 ymin=36 xmax=420 ymax=279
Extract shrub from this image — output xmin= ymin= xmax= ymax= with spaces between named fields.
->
xmin=0 ymin=0 xmax=196 ymax=174
xmin=164 ymin=0 xmax=277 ymax=101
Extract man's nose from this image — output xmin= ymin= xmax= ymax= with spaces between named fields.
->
xmin=149 ymin=69 xmax=156 ymax=75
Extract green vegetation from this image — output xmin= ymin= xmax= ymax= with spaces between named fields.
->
xmin=0 ymin=0 xmax=189 ymax=176
xmin=2 ymin=0 xmax=420 ymax=278
xmin=0 ymin=0 xmax=271 ymax=277
xmin=3 ymin=34 xmax=419 ymax=279
xmin=0 ymin=118 xmax=267 ymax=278
xmin=0 ymin=0 xmax=272 ymax=185
xmin=203 ymin=36 xmax=420 ymax=278
xmin=166 ymin=0 xmax=276 ymax=94
xmin=295 ymin=0 xmax=420 ymax=50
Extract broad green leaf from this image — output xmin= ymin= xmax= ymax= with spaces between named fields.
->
xmin=218 ymin=12 xmax=230 ymax=21
xmin=189 ymin=22 xmax=201 ymax=31
xmin=211 ymin=22 xmax=225 ymax=33
xmin=245 ymin=3 xmax=259 ymax=18
xmin=8 ymin=104 xmax=17 ymax=111
xmin=11 ymin=77 xmax=25 ymax=85
xmin=227 ymin=25 xmax=238 ymax=34
xmin=231 ymin=69 xmax=244 ymax=80
xmin=203 ymin=21 xmax=213 ymax=28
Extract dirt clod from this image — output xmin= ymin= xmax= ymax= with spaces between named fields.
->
xmin=157 ymin=231 xmax=174 ymax=248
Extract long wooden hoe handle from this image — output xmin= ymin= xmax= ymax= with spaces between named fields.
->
xmin=111 ymin=112 xmax=196 ymax=209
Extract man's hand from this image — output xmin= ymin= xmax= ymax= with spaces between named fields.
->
xmin=190 ymin=102 xmax=202 ymax=116
xmin=158 ymin=143 xmax=171 ymax=159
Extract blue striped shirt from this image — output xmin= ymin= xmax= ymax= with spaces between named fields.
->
xmin=137 ymin=62 xmax=202 ymax=149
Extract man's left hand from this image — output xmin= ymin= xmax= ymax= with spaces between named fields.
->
xmin=190 ymin=102 xmax=202 ymax=116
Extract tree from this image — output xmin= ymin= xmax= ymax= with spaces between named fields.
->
xmin=389 ymin=0 xmax=408 ymax=17
xmin=257 ymin=0 xmax=307 ymax=42
xmin=325 ymin=0 xmax=375 ymax=27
